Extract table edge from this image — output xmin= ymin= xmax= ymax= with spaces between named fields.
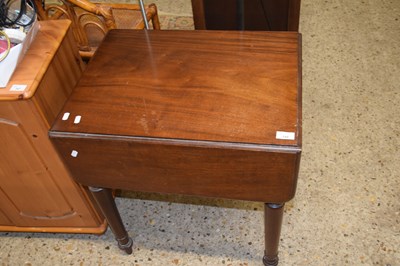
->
xmin=49 ymin=131 xmax=301 ymax=153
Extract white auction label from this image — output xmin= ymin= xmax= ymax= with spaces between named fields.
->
xmin=74 ymin=115 xmax=81 ymax=124
xmin=9 ymin=84 xmax=27 ymax=91
xmin=276 ymin=131 xmax=295 ymax=140
xmin=62 ymin=112 xmax=70 ymax=121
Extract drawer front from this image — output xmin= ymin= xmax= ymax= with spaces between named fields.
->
xmin=51 ymin=137 xmax=300 ymax=202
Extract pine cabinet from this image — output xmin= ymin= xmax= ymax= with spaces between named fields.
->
xmin=0 ymin=20 xmax=106 ymax=233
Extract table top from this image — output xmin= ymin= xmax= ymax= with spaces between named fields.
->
xmin=0 ymin=20 xmax=71 ymax=100
xmin=51 ymin=30 xmax=301 ymax=147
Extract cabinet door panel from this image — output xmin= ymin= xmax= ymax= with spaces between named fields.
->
xmin=0 ymin=118 xmax=78 ymax=225
xmin=0 ymin=197 xmax=13 ymax=226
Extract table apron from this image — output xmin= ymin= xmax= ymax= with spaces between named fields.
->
xmin=51 ymin=137 xmax=300 ymax=203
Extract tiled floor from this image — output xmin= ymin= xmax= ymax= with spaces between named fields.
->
xmin=1 ymin=0 xmax=399 ymax=265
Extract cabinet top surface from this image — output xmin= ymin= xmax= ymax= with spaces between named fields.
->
xmin=51 ymin=30 xmax=301 ymax=147
xmin=0 ymin=20 xmax=71 ymax=100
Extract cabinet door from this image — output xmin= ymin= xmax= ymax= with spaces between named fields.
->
xmin=0 ymin=101 xmax=100 ymax=227
xmin=0 ymin=202 xmax=13 ymax=226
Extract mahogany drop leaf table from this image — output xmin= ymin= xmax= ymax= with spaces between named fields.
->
xmin=49 ymin=30 xmax=302 ymax=266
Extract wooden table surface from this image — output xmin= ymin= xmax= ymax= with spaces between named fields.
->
xmin=51 ymin=30 xmax=301 ymax=147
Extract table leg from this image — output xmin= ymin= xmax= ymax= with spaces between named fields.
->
xmin=263 ymin=203 xmax=284 ymax=266
xmin=88 ymin=187 xmax=133 ymax=254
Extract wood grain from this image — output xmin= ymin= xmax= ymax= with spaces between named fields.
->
xmin=49 ymin=29 xmax=302 ymax=262
xmin=0 ymin=20 xmax=84 ymax=100
xmin=0 ymin=21 xmax=105 ymax=233
xmin=191 ymin=0 xmax=301 ymax=31
xmin=51 ymin=30 xmax=301 ymax=147
xmin=51 ymin=136 xmax=300 ymax=202
xmin=50 ymin=30 xmax=302 ymax=202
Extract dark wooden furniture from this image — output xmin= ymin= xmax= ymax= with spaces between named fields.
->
xmin=49 ymin=30 xmax=302 ymax=265
xmin=191 ymin=0 xmax=301 ymax=31
xmin=0 ymin=20 xmax=106 ymax=233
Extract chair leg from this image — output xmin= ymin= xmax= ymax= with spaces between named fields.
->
xmin=149 ymin=3 xmax=161 ymax=30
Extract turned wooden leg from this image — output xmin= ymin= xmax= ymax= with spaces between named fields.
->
xmin=263 ymin=203 xmax=284 ymax=266
xmin=89 ymin=187 xmax=133 ymax=254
